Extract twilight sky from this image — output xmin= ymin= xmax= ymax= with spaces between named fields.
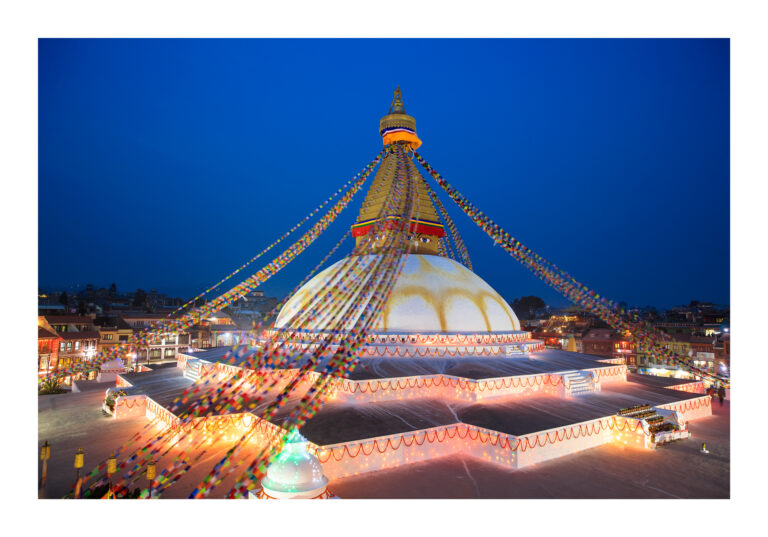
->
xmin=38 ymin=39 xmax=729 ymax=309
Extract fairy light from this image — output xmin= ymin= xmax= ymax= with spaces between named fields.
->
xmin=72 ymin=144 xmax=717 ymax=498
xmin=414 ymin=151 xmax=728 ymax=388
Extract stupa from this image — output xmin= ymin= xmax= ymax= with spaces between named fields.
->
xmin=249 ymin=430 xmax=335 ymax=499
xmin=272 ymin=87 xmax=539 ymax=358
xmin=105 ymin=88 xmax=713 ymax=497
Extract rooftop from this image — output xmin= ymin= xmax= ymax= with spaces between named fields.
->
xmin=58 ymin=330 xmax=100 ymax=340
xmin=43 ymin=315 xmax=95 ymax=324
xmin=38 ymin=327 xmax=60 ymax=339
xmin=120 ymin=312 xmax=172 ymax=320
xmin=331 ymin=401 xmax=730 ymax=499
xmin=582 ymin=329 xmax=615 ymax=341
xmin=117 ymin=353 xmax=701 ymax=447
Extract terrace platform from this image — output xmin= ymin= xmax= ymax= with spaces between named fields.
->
xmin=103 ymin=348 xmax=710 ymax=480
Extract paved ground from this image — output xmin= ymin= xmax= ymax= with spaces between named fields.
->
xmin=329 ymin=399 xmax=730 ymax=499
xmin=38 ymin=389 xmax=255 ymax=499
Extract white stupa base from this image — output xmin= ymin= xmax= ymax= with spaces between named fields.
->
xmin=251 ymin=483 xmax=331 ymax=499
xmin=97 ymin=359 xmax=128 ymax=383
xmin=96 ymin=371 xmax=119 ymax=383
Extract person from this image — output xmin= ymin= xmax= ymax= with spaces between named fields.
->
xmin=717 ymin=385 xmax=726 ymax=406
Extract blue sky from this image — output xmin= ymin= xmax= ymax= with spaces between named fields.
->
xmin=38 ymin=39 xmax=729 ymax=309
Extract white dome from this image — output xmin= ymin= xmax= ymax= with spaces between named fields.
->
xmin=275 ymin=254 xmax=520 ymax=333
xmin=261 ymin=432 xmax=328 ymax=494
xmin=100 ymin=358 xmax=125 ymax=371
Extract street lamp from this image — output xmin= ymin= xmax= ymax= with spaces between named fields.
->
xmin=73 ymin=448 xmax=84 ymax=498
xmin=106 ymin=453 xmax=117 ymax=498
xmin=40 ymin=441 xmax=50 ymax=489
xmin=146 ymin=460 xmax=156 ymax=499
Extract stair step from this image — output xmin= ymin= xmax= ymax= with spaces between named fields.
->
xmin=184 ymin=359 xmax=204 ymax=381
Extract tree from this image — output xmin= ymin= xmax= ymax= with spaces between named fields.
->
xmin=133 ymin=288 xmax=147 ymax=308
xmin=109 ymin=283 xmax=117 ymax=298
xmin=59 ymin=291 xmax=69 ymax=306
xmin=511 ymin=296 xmax=547 ymax=320
xmin=77 ymin=300 xmax=87 ymax=315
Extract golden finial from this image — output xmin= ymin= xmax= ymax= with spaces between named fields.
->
xmin=389 ymin=86 xmax=406 ymax=114
xmin=380 ymin=86 xmax=421 ymax=149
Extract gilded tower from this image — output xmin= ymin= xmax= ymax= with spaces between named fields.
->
xmin=351 ymin=88 xmax=445 ymax=255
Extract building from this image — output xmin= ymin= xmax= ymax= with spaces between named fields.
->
xmin=582 ymin=328 xmax=637 ymax=368
xmin=637 ymin=333 xmax=695 ymax=379
xmin=653 ymin=321 xmax=695 ymax=336
xmin=43 ymin=315 xmax=96 ymax=333
xmin=690 ymin=335 xmax=717 ymax=375
xmin=39 ymin=315 xmax=99 ymax=382
xmin=186 ymin=311 xmax=253 ymax=350
xmin=229 ymin=290 xmax=279 ymax=320
xmin=612 ymin=330 xmax=637 ymax=369
xmin=120 ymin=313 xmax=191 ymax=364
xmin=581 ymin=329 xmax=615 ymax=358
xmin=714 ymin=333 xmax=730 ymax=377
xmin=56 ymin=331 xmax=100 ymax=384
xmin=38 ymin=303 xmax=67 ymax=316
xmin=98 ymin=317 xmax=135 ymax=366
xmin=37 ymin=326 xmax=61 ymax=377
xmin=531 ymin=330 xmax=564 ymax=349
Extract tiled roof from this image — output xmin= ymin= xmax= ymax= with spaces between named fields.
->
xmin=38 ymin=327 xmax=60 ymax=339
xmin=583 ymin=329 xmax=615 ymax=341
xmin=666 ymin=333 xmax=692 ymax=343
xmin=43 ymin=315 xmax=95 ymax=324
xmin=59 ymin=330 xmax=100 ymax=340
xmin=120 ymin=313 xmax=169 ymax=320
xmin=98 ymin=318 xmax=133 ymax=331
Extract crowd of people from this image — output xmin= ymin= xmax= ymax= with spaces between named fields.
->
xmin=707 ymin=384 xmax=727 ymax=406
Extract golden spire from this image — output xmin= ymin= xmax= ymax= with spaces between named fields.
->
xmin=379 ymin=87 xmax=422 ymax=150
xmin=351 ymin=90 xmax=443 ymax=255
xmin=389 ymin=86 xmax=406 ymax=114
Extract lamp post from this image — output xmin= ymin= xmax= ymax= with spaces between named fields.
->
xmin=146 ymin=460 xmax=156 ymax=499
xmin=106 ymin=453 xmax=117 ymax=499
xmin=40 ymin=440 xmax=50 ymax=489
xmin=73 ymin=448 xmax=84 ymax=498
